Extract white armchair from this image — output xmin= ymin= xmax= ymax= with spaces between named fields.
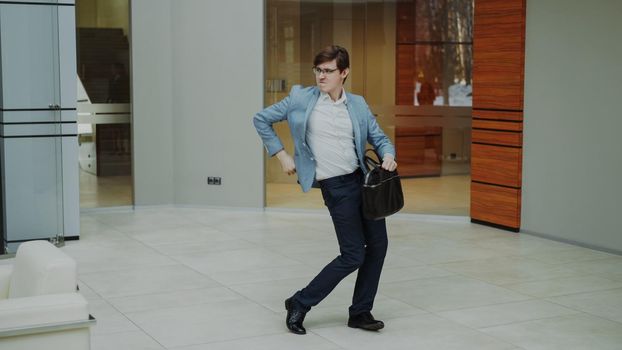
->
xmin=0 ymin=240 xmax=95 ymax=350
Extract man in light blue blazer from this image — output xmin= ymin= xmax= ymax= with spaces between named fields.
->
xmin=253 ymin=46 xmax=397 ymax=334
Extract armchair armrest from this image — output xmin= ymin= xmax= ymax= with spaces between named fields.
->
xmin=0 ymin=265 xmax=12 ymax=299
xmin=0 ymin=293 xmax=93 ymax=337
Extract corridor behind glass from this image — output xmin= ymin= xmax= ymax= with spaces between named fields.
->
xmin=265 ymin=0 xmax=473 ymax=216
xmin=76 ymin=0 xmax=133 ymax=208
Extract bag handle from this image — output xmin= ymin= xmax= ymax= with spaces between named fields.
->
xmin=364 ymin=149 xmax=381 ymax=172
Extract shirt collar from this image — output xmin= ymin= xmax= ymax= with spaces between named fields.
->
xmin=319 ymin=88 xmax=347 ymax=105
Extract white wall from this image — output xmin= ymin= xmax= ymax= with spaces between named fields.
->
xmin=131 ymin=0 xmax=174 ymax=206
xmin=131 ymin=0 xmax=264 ymax=208
xmin=522 ymin=0 xmax=622 ymax=253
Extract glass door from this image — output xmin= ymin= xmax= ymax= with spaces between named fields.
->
xmin=0 ymin=3 xmax=67 ymax=253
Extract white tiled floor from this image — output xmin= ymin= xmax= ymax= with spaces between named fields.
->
xmin=65 ymin=207 xmax=622 ymax=350
xmin=266 ymin=175 xmax=470 ymax=216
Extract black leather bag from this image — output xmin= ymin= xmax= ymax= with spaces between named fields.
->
xmin=361 ymin=150 xmax=404 ymax=220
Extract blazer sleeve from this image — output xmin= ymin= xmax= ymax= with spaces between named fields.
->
xmin=362 ymin=98 xmax=396 ymax=159
xmin=252 ymin=88 xmax=295 ymax=157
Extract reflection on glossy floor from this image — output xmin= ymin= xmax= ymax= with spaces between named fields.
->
xmin=80 ymin=169 xmax=132 ymax=208
xmin=67 ymin=207 xmax=622 ymax=350
xmin=267 ymin=175 xmax=470 ymax=216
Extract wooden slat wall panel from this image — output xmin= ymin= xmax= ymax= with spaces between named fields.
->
xmin=472 ymin=110 xmax=523 ymax=121
xmin=471 ymin=182 xmax=521 ymax=229
xmin=472 ymin=144 xmax=522 ymax=187
xmin=472 ymin=129 xmax=522 ymax=147
xmin=472 ymin=119 xmax=523 ymax=131
xmin=471 ymin=0 xmax=526 ymax=231
xmin=473 ymin=0 xmax=526 ymax=111
xmin=472 ymin=87 xmax=522 ymax=110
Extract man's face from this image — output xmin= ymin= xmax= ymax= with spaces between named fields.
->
xmin=315 ymin=59 xmax=349 ymax=94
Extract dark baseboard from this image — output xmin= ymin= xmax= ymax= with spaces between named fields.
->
xmin=471 ymin=219 xmax=520 ymax=233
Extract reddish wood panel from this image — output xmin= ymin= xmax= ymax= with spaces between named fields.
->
xmin=472 ymin=129 xmax=522 ymax=147
xmin=395 ymin=126 xmax=442 ymax=177
xmin=396 ymin=0 xmax=415 ymax=44
xmin=472 ymin=85 xmax=523 ymax=110
xmin=471 ymin=0 xmax=526 ymax=231
xmin=396 ymin=126 xmax=442 ymax=137
xmin=396 ymin=45 xmax=415 ymax=105
xmin=471 ymin=182 xmax=521 ymax=229
xmin=472 ymin=119 xmax=523 ymax=132
xmin=471 ymin=143 xmax=522 ymax=187
xmin=473 ymin=0 xmax=526 ymax=111
xmin=472 ymin=109 xmax=523 ymax=121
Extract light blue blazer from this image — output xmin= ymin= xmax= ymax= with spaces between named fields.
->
xmin=253 ymin=85 xmax=395 ymax=192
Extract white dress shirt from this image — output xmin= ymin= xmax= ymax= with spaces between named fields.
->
xmin=306 ymin=89 xmax=359 ymax=181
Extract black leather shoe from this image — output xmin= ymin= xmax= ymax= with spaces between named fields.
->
xmin=348 ymin=311 xmax=384 ymax=331
xmin=285 ymin=297 xmax=307 ymax=335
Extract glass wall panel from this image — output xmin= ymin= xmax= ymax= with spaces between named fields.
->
xmin=265 ymin=0 xmax=472 ymax=216
xmin=411 ymin=44 xmax=472 ymax=106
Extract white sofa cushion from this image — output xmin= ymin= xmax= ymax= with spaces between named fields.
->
xmin=9 ymin=241 xmax=77 ymax=298
xmin=0 ymin=265 xmax=12 ymax=300
xmin=0 ymin=293 xmax=89 ymax=331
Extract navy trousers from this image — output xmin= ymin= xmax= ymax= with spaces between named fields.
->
xmin=293 ymin=169 xmax=388 ymax=316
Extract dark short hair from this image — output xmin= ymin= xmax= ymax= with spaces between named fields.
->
xmin=313 ymin=45 xmax=350 ymax=82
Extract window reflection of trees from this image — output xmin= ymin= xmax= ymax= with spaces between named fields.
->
xmin=412 ymin=0 xmax=474 ymax=106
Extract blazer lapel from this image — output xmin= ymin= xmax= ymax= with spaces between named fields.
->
xmin=346 ymin=93 xmax=362 ymax=156
xmin=301 ymin=88 xmax=320 ymax=139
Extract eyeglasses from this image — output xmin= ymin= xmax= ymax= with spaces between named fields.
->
xmin=312 ymin=67 xmax=339 ymax=76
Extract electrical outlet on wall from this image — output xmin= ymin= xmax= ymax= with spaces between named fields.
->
xmin=207 ymin=177 xmax=221 ymax=185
